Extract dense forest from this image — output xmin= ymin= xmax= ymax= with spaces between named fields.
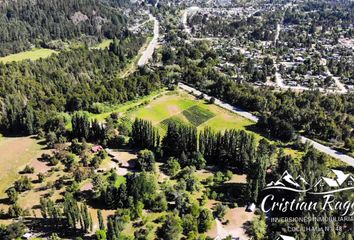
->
xmin=0 ymin=33 xmax=162 ymax=135
xmin=0 ymin=0 xmax=131 ymax=56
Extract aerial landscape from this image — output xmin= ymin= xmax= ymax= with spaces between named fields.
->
xmin=0 ymin=0 xmax=353 ymax=239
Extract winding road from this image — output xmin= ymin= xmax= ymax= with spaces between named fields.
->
xmin=178 ymin=82 xmax=354 ymax=167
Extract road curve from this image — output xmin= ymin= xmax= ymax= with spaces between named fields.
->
xmin=178 ymin=82 xmax=354 ymax=167
xmin=138 ymin=14 xmax=159 ymax=67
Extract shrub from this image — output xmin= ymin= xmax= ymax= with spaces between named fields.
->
xmin=14 ymin=176 xmax=32 ymax=192
xmin=214 ymin=203 xmax=228 ymax=220
xmin=37 ymin=173 xmax=45 ymax=183
xmin=21 ymin=165 xmax=34 ymax=174
xmin=209 ymin=97 xmax=216 ymax=104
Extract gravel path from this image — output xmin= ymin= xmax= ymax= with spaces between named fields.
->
xmin=137 ymin=14 xmax=159 ymax=66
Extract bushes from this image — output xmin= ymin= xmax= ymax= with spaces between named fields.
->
xmin=90 ymin=103 xmax=109 ymax=114
xmin=14 ymin=176 xmax=32 ymax=192
xmin=166 ymin=158 xmax=181 ymax=177
xmin=6 ymin=188 xmax=18 ymax=204
xmin=21 ymin=165 xmax=34 ymax=174
xmin=0 ymin=222 xmax=26 ymax=240
xmin=136 ymin=149 xmax=156 ymax=172
xmin=214 ymin=203 xmax=228 ymax=220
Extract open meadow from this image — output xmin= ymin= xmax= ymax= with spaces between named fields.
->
xmin=0 ymin=48 xmax=58 ymax=63
xmin=127 ymin=90 xmax=256 ymax=135
xmin=0 ymin=137 xmax=45 ymax=198
xmin=124 ymin=89 xmax=303 ymax=159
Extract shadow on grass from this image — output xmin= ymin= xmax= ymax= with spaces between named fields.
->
xmin=209 ymin=182 xmax=248 ymax=207
xmin=0 ymin=197 xmax=11 ymax=205
xmin=245 ymin=124 xmax=280 ymax=143
xmin=23 ymin=217 xmax=95 ymax=239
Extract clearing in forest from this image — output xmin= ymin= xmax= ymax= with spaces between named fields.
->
xmin=0 ymin=48 xmax=58 ymax=63
xmin=128 ymin=90 xmax=256 ymax=133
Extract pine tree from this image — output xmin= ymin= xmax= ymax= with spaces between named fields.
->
xmin=71 ymin=112 xmax=90 ymax=140
xmin=97 ymin=210 xmax=105 ymax=230
xmin=131 ymin=119 xmax=160 ymax=150
xmin=63 ymin=193 xmax=80 ymax=230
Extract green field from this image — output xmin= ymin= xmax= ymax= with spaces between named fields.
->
xmin=91 ymin=90 xmax=166 ymax=122
xmin=92 ymin=39 xmax=113 ymax=50
xmin=0 ymin=48 xmax=58 ymax=63
xmin=115 ymin=175 xmax=126 ymax=187
xmin=0 ymin=39 xmax=111 ymax=64
xmin=128 ymin=90 xmax=256 ymax=134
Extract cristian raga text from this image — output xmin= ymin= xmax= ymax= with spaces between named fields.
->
xmin=261 ymin=194 xmax=354 ymax=216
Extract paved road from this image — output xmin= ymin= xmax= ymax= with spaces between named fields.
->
xmin=178 ymin=82 xmax=354 ymax=167
xmin=137 ymin=14 xmax=159 ymax=66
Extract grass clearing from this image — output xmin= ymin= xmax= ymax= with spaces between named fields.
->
xmin=0 ymin=137 xmax=44 ymax=198
xmin=93 ymin=39 xmax=113 ymax=50
xmin=64 ymin=90 xmax=166 ymax=130
xmin=129 ymin=92 xmax=196 ymax=125
xmin=128 ymin=90 xmax=257 ymax=135
xmin=0 ymin=48 xmax=58 ymax=63
xmin=92 ymin=90 xmax=166 ymax=122
xmin=160 ymin=115 xmax=190 ymax=130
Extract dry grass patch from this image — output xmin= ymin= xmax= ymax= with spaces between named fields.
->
xmin=0 ymin=136 xmax=44 ymax=198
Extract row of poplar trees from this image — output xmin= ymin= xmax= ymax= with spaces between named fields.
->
xmin=131 ymin=118 xmax=278 ymax=203
xmin=131 ymin=118 xmax=261 ymax=171
xmin=40 ymin=193 xmax=93 ymax=233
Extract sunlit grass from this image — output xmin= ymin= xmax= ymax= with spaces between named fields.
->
xmin=0 ymin=48 xmax=58 ymax=63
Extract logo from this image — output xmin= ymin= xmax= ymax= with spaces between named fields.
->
xmin=276 ymin=235 xmax=296 ymax=240
xmin=263 ymin=169 xmax=354 ymax=194
xmin=260 ymin=169 xmax=354 ymax=216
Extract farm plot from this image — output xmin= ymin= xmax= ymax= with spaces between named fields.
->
xmin=128 ymin=90 xmax=256 ymax=134
xmin=182 ymin=105 xmax=216 ymax=126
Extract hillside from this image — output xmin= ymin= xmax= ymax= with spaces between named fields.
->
xmin=0 ymin=0 xmax=130 ymax=56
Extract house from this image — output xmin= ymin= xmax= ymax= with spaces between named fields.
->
xmin=314 ymin=169 xmax=354 ymax=189
xmin=91 ymin=145 xmax=103 ymax=153
xmin=341 ymin=176 xmax=354 ymax=188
